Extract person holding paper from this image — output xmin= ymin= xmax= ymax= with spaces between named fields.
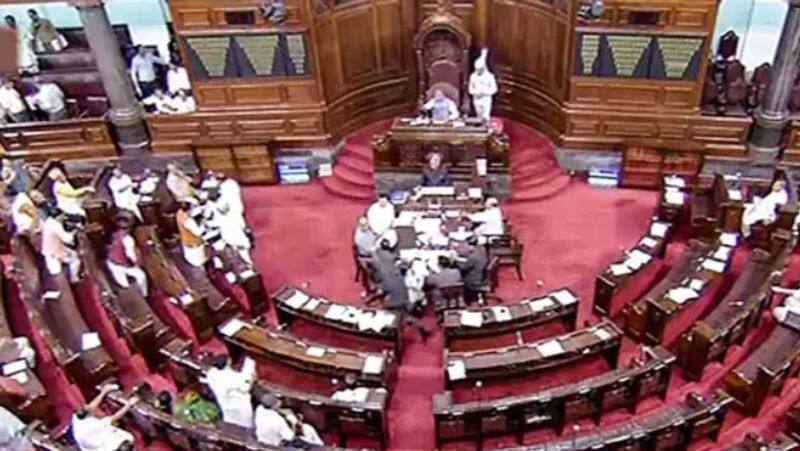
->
xmin=71 ymin=384 xmax=138 ymax=451
xmin=742 ymin=179 xmax=789 ymax=236
xmin=468 ymin=197 xmax=504 ymax=241
xmin=366 ymin=195 xmax=395 ymax=236
xmin=106 ymin=215 xmax=148 ymax=296
xmin=421 ymin=153 xmax=452 ymax=187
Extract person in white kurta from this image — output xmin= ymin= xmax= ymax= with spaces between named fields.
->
xmin=254 ymin=393 xmax=295 ymax=446
xmin=468 ymin=48 xmax=498 ymax=122
xmin=10 ymin=191 xmax=40 ymax=235
xmin=207 ymin=197 xmax=253 ymax=265
xmin=469 ymin=197 xmax=504 ymax=241
xmin=71 ymin=384 xmax=138 ymax=451
xmin=742 ymin=180 xmax=789 ymax=235
xmin=107 ymin=167 xmax=142 ymax=221
xmin=219 ymin=176 xmax=245 ymax=223
xmin=202 ymin=356 xmax=256 ymax=429
xmin=166 ymin=64 xmax=191 ymax=95
xmin=423 ymin=89 xmax=460 ymax=123
xmin=366 ymin=196 xmax=395 ymax=236
xmin=405 ymin=258 xmax=430 ymax=307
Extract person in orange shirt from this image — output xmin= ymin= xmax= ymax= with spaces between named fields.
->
xmin=176 ymin=201 xmax=207 ymax=267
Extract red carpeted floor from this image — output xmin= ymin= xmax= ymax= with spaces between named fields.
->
xmin=9 ymin=120 xmax=800 ymax=450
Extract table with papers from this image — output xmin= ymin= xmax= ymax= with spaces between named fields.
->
xmin=272 ymin=286 xmax=404 ymax=360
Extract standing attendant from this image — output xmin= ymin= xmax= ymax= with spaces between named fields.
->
xmin=468 ymin=48 xmax=498 ymax=122
xmin=354 ymin=216 xmax=377 ymax=257
xmin=130 ymin=46 xmax=168 ymax=98
xmin=421 ymin=152 xmax=452 ymax=187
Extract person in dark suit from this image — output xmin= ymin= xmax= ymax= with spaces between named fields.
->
xmin=421 ymin=153 xmax=452 ymax=187
xmin=457 ymin=236 xmax=489 ymax=304
xmin=426 ymin=255 xmax=463 ymax=307
xmin=366 ymin=253 xmax=429 ymax=343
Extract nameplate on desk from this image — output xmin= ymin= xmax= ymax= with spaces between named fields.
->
xmin=460 ymin=311 xmax=483 ymax=328
xmin=325 ymin=304 xmax=346 ymax=321
xmin=305 ymin=346 xmax=326 ymax=358
xmin=1 ymin=359 xmax=27 ymax=376
xmin=219 ymin=318 xmax=248 ymax=337
xmin=81 ymin=332 xmax=101 ymax=351
xmin=491 ymin=306 xmax=512 ymax=322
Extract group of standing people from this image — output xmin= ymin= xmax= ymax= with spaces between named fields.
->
xmin=130 ymin=45 xmax=197 ymax=115
xmin=0 ymin=77 xmax=66 ymax=124
xmin=4 ymin=9 xmax=68 ymax=76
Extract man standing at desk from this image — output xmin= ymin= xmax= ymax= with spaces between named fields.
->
xmin=421 ymin=152 xmax=452 ymax=187
xmin=423 ymin=89 xmax=459 ymax=123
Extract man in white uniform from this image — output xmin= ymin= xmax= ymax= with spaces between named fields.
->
xmin=27 ymin=78 xmax=66 ymax=121
xmin=469 ymin=197 xmax=504 ymax=241
xmin=742 ymin=179 xmax=789 ymax=236
xmin=366 ymin=195 xmax=395 ymax=236
xmin=0 ymin=80 xmax=32 ymax=123
xmin=468 ymin=48 xmax=498 ymax=123
xmin=71 ymin=384 xmax=138 ymax=451
xmin=166 ymin=63 xmax=191 ymax=94
xmin=423 ymin=89 xmax=460 ymax=122
xmin=107 ymin=166 xmax=142 ymax=221
xmin=254 ymin=392 xmax=295 ymax=446
xmin=41 ymin=212 xmax=81 ymax=282
xmin=202 ymin=355 xmax=256 ymax=429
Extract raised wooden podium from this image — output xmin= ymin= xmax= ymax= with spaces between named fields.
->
xmin=371 ymin=117 xmax=509 ymax=175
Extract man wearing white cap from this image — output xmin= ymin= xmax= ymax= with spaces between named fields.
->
xmin=469 ymin=197 xmax=504 ymax=241
xmin=468 ymin=48 xmax=498 ymax=123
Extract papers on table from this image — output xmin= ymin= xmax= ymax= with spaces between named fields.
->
xmin=358 ymin=310 xmax=396 ymax=333
xmin=491 ymin=306 xmax=512 ymax=322
xmin=624 ymin=249 xmax=652 ymax=271
xmin=610 ymin=264 xmax=632 ymax=276
xmin=460 ymin=311 xmax=484 ymax=328
xmin=2 ymin=359 xmax=27 ymax=376
xmin=284 ymin=290 xmax=310 ymax=309
xmin=664 ymin=190 xmax=685 ymax=206
xmin=664 ymin=176 xmax=686 ymax=188
xmin=325 ymin=304 xmax=347 ymax=321
xmin=9 ymin=371 xmax=27 ymax=385
xmin=306 ymin=346 xmax=326 ymax=358
xmin=447 ymin=360 xmax=466 ymax=381
xmin=332 ymin=387 xmax=371 ymax=403
xmin=81 ymin=332 xmax=101 ymax=351
xmin=341 ymin=306 xmax=361 ymax=324
xmin=593 ymin=326 xmax=612 ymax=341
xmin=689 ymin=278 xmax=706 ymax=292
xmin=720 ymin=232 xmax=739 ymax=247
xmin=362 ymin=356 xmax=384 ymax=375
xmin=650 ymin=222 xmax=669 ymax=238
xmin=476 ymin=158 xmax=488 ymax=177
xmin=449 ymin=228 xmax=473 ymax=241
xmin=394 ymin=211 xmax=422 ymax=227
xmin=468 ymin=187 xmax=483 ymax=200
xmin=713 ymin=245 xmax=733 ymax=262
xmin=414 ymin=218 xmax=443 ymax=236
xmin=302 ymin=298 xmax=321 ymax=312
xmin=728 ymin=189 xmax=743 ymax=201
xmin=667 ymin=287 xmax=699 ymax=304
xmin=552 ymin=289 xmax=578 ymax=306
xmin=537 ymin=339 xmax=565 ymax=357
xmin=528 ymin=297 xmax=556 ymax=313
xmin=179 ymin=293 xmax=195 ymax=306
xmin=702 ymin=259 xmax=726 ymax=274
xmin=417 ymin=186 xmax=456 ymax=197
xmin=219 ymin=318 xmax=248 ymax=337
xmin=639 ymin=236 xmax=659 ymax=249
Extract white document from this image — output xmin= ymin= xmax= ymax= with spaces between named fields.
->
xmin=224 ymin=272 xmax=237 ymax=284
xmin=593 ymin=327 xmax=612 ymax=341
xmin=491 ymin=306 xmax=512 ymax=322
xmin=650 ymin=222 xmax=669 ymax=238
xmin=302 ymin=298 xmax=321 ymax=312
xmin=325 ymin=304 xmax=347 ymax=321
xmin=537 ymin=339 xmax=565 ymax=357
xmin=357 ymin=312 xmax=376 ymax=331
xmin=664 ymin=176 xmax=685 ymax=188
xmin=702 ymin=259 xmax=726 ymax=274
xmin=9 ymin=371 xmax=28 ymax=385
xmin=713 ymin=245 xmax=732 ymax=262
xmin=447 ymin=360 xmax=466 ymax=381
xmin=664 ymin=190 xmax=685 ymax=206
xmin=720 ymin=233 xmax=739 ymax=247
xmin=418 ymin=186 xmax=456 ymax=197
xmin=689 ymin=278 xmax=706 ymax=292
xmin=415 ymin=218 xmax=443 ymax=236
xmin=610 ymin=264 xmax=632 ymax=276
xmin=179 ymin=293 xmax=195 ymax=306
xmin=240 ymin=269 xmax=256 ymax=279
xmin=341 ymin=306 xmax=361 ymax=324
xmin=476 ymin=158 xmax=488 ymax=177
xmin=449 ymin=229 xmax=474 ymax=242
xmin=552 ymin=290 xmax=578 ymax=306
xmin=362 ymin=356 xmax=384 ymax=375
xmin=219 ymin=318 xmax=248 ymax=337
xmin=241 ymin=357 xmax=256 ymax=376
xmin=528 ymin=297 xmax=556 ymax=312
xmin=625 ymin=249 xmax=652 ymax=270
xmin=468 ymin=188 xmax=483 ymax=200
xmin=639 ymin=237 xmax=658 ymax=249
xmin=306 ymin=347 xmax=326 ymax=358
xmin=667 ymin=287 xmax=699 ymax=304
xmin=284 ymin=290 xmax=310 ymax=309
xmin=2 ymin=359 xmax=27 ymax=376
xmin=81 ymin=332 xmax=101 ymax=351
xmin=728 ymin=189 xmax=743 ymax=201
xmin=460 ymin=311 xmax=484 ymax=328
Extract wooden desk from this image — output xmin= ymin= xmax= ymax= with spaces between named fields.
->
xmin=273 ymin=286 xmax=403 ymax=361
xmin=495 ymin=392 xmax=731 ymax=451
xmin=726 ymin=322 xmax=800 ymax=416
xmin=443 ymin=288 xmax=578 ymax=347
xmin=443 ymin=321 xmax=622 ymax=388
xmin=594 ymin=220 xmax=670 ymax=318
xmin=0 ymin=117 xmax=116 ymax=162
xmin=433 ymin=346 xmax=674 ymax=448
xmin=372 ymin=118 xmax=509 ymax=175
xmin=220 ymin=318 xmax=396 ymax=388
xmin=678 ymin=248 xmax=778 ymax=381
xmin=161 ymin=338 xmax=390 ymax=449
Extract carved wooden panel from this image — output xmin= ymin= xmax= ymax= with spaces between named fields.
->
xmin=338 ymin=10 xmax=378 ymax=80
xmin=570 ymin=79 xmax=699 ymax=109
xmin=0 ymin=119 xmax=116 ymax=162
xmin=168 ymin=0 xmax=306 ymax=30
xmin=193 ymin=80 xmax=319 ymax=106
xmin=576 ymin=0 xmax=717 ymax=32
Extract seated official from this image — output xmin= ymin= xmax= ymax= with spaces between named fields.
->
xmin=107 ymin=166 xmax=142 ymax=221
xmin=426 ymin=255 xmax=463 ymax=305
xmin=254 ymin=392 xmax=295 ymax=446
xmin=743 ymin=179 xmax=789 ymax=236
xmin=468 ymin=197 xmax=504 ymax=241
xmin=9 ymin=188 xmax=42 ymax=236
xmin=71 ymin=383 xmax=138 ymax=451
xmin=106 ymin=215 xmax=148 ymax=296
xmin=366 ymin=195 xmax=396 ymax=236
xmin=423 ymin=89 xmax=459 ymax=123
xmin=51 ymin=168 xmax=93 ymax=220
xmin=354 ymin=216 xmax=377 ymax=257
xmin=202 ymin=355 xmax=256 ymax=429
xmin=456 ymin=236 xmax=489 ymax=304
xmin=142 ymin=89 xmax=177 ymax=115
xmin=421 ymin=153 xmax=452 ymax=187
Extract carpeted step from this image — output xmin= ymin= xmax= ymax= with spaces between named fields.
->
xmin=510 ymin=147 xmax=557 ymax=171
xmin=336 ymin=153 xmax=375 ymax=178
xmin=341 ymin=143 xmax=375 ymax=165
xmin=333 ymin=163 xmax=375 ymax=188
xmin=511 ymin=159 xmax=559 ymax=180
xmin=321 ymin=175 xmax=375 ymax=201
xmin=512 ymin=169 xmax=563 ymax=191
xmin=509 ymin=174 xmax=572 ymax=203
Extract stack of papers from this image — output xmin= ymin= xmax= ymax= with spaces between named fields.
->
xmin=702 ymin=259 xmax=726 ymax=274
xmin=306 ymin=347 xmax=326 ymax=358
xmin=332 ymin=387 xmax=371 ymax=403
xmin=720 ymin=233 xmax=739 ymax=247
xmin=667 ymin=287 xmax=699 ymax=304
xmin=664 ymin=190 xmax=685 ymax=206
xmin=650 ymin=222 xmax=669 ymax=238
xmin=219 ymin=318 xmax=248 ymax=337
xmin=664 ymin=176 xmax=686 ymax=188
xmin=468 ymin=187 xmax=483 ymax=200
xmin=362 ymin=356 xmax=384 ymax=375
xmin=460 ymin=311 xmax=484 ymax=328
xmin=537 ymin=339 xmax=565 ymax=357
xmin=447 ymin=360 xmax=466 ymax=381
xmin=2 ymin=359 xmax=27 ymax=376
xmin=528 ymin=297 xmax=555 ymax=313
xmin=610 ymin=264 xmax=633 ymax=276
xmin=625 ymin=249 xmax=652 ymax=270
xmin=81 ymin=332 xmax=101 ymax=351
xmin=414 ymin=218 xmax=443 ymax=236
xmin=491 ymin=306 xmax=512 ymax=322
xmin=357 ymin=310 xmax=396 ymax=333
xmin=418 ymin=186 xmax=456 ymax=197
xmin=552 ymin=290 xmax=578 ymax=306
xmin=689 ymin=278 xmax=706 ymax=292
xmin=713 ymin=245 xmax=733 ymax=262
xmin=639 ymin=237 xmax=659 ymax=249
xmin=325 ymin=304 xmax=347 ymax=321
xmin=284 ymin=290 xmax=310 ymax=309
